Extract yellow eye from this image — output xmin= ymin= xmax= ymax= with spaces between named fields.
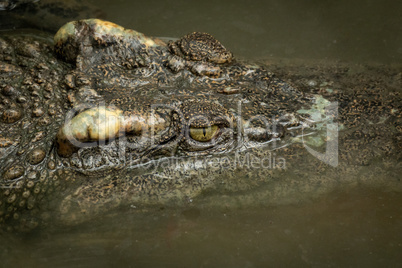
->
xmin=189 ymin=125 xmax=219 ymax=142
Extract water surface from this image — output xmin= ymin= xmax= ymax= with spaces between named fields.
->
xmin=1 ymin=0 xmax=401 ymax=267
xmin=88 ymin=0 xmax=402 ymax=64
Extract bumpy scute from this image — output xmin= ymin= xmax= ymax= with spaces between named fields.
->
xmin=2 ymin=165 xmax=24 ymax=181
xmin=56 ymin=107 xmax=125 ymax=157
xmin=54 ymin=19 xmax=161 ymax=64
xmin=27 ymin=148 xmax=46 ymax=165
xmin=1 ymin=108 xmax=22 ymax=123
xmin=169 ymin=32 xmax=233 ymax=64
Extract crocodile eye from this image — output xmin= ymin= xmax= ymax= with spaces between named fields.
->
xmin=189 ymin=125 xmax=219 ymax=142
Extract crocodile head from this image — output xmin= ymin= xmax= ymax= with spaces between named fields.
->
xmin=0 ymin=19 xmax=331 ymax=230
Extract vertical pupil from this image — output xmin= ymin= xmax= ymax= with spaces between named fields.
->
xmin=203 ymin=127 xmax=206 ymax=136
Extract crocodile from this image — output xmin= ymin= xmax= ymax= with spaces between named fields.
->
xmin=0 ymin=19 xmax=400 ymax=232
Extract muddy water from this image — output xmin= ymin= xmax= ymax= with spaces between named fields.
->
xmin=1 ymin=187 xmax=401 ymax=267
xmin=1 ymin=0 xmax=402 ymax=267
xmin=87 ymin=0 xmax=402 ymax=64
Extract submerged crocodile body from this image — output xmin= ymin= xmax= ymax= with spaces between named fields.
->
xmin=0 ymin=19 xmax=400 ymax=231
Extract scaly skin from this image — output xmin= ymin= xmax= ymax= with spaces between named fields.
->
xmin=0 ymin=19 xmax=400 ymax=231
